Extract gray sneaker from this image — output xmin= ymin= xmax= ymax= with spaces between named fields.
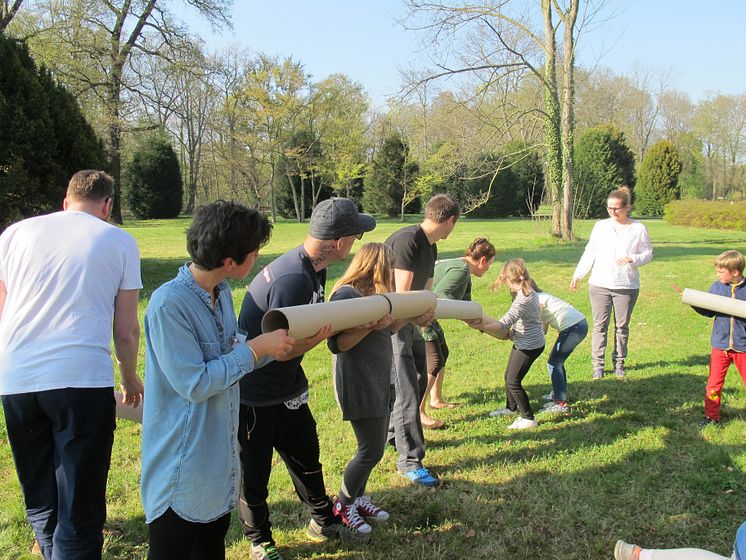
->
xmin=306 ymin=519 xmax=339 ymax=542
xmin=615 ymin=364 xmax=626 ymax=379
xmin=592 ymin=369 xmax=604 ymax=380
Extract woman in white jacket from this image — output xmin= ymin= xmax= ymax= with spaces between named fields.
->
xmin=570 ymin=187 xmax=653 ymax=379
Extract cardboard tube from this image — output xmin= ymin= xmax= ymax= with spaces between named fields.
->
xmin=434 ymin=298 xmax=483 ymax=320
xmin=261 ymin=294 xmax=391 ymax=339
xmin=383 ymin=290 xmax=437 ymax=320
xmin=114 ymin=391 xmax=143 ymax=424
xmin=682 ymin=288 xmax=746 ymax=320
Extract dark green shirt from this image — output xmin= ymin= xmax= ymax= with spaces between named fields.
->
xmin=423 ymin=258 xmax=472 ymax=341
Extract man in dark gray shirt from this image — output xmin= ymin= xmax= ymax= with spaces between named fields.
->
xmin=384 ymin=194 xmax=460 ymax=487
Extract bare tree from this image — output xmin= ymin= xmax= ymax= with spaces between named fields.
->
xmin=20 ymin=0 xmax=232 ymax=223
xmin=0 ymin=0 xmax=24 ymax=30
xmin=401 ymin=0 xmax=594 ymax=239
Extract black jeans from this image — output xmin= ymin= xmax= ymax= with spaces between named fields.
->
xmin=504 ymin=345 xmax=545 ymax=420
xmin=147 ymin=508 xmax=231 ymax=560
xmin=237 ymin=402 xmax=337 ymax=545
xmin=2 ymin=387 xmax=115 ymax=560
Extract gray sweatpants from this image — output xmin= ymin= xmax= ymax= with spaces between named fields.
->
xmin=338 ymin=414 xmax=390 ymax=504
xmin=388 ymin=323 xmax=428 ymax=473
xmin=588 ymin=285 xmax=640 ymax=370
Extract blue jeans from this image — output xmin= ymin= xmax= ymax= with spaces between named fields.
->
xmin=547 ymin=319 xmax=589 ymax=402
xmin=2 ymin=388 xmax=115 ymax=560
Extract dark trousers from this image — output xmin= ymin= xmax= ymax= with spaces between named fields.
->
xmin=504 ymin=345 xmax=545 ymax=420
xmin=339 ymin=414 xmax=390 ymax=504
xmin=147 ymin=508 xmax=231 ymax=560
xmin=237 ymin=402 xmax=336 ymax=545
xmin=388 ymin=324 xmax=428 ymax=473
xmin=2 ymin=387 xmax=115 ymax=560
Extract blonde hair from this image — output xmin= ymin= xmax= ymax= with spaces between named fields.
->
xmin=714 ymin=250 xmax=745 ymax=274
xmin=609 ymin=185 xmax=631 ymax=208
xmin=331 ymin=242 xmax=395 ymax=297
xmin=492 ymin=258 xmax=536 ymax=297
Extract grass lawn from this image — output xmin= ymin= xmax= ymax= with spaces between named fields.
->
xmin=2 ymin=217 xmax=746 ymax=559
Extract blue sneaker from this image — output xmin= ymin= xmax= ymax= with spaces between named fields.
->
xmin=402 ymin=467 xmax=440 ymax=488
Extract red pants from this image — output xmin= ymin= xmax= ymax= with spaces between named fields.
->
xmin=704 ymin=348 xmax=746 ymax=421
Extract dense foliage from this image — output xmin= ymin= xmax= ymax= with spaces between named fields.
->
xmin=664 ymin=199 xmax=746 ymax=231
xmin=573 ymin=126 xmax=636 ymax=219
xmin=123 ymin=135 xmax=183 ymax=219
xmin=364 ymin=134 xmax=420 ymax=217
xmin=635 ymin=141 xmax=682 ymax=216
xmin=0 ymin=34 xmax=105 ymax=230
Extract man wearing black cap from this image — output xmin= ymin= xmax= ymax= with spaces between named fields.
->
xmin=237 ymin=197 xmax=376 ymax=560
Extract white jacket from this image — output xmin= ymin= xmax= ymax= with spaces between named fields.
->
xmin=573 ymin=218 xmax=653 ymax=290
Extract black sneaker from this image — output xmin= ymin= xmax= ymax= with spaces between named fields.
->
xmin=698 ymin=417 xmax=723 ymax=429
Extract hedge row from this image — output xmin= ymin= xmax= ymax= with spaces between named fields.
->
xmin=664 ymin=200 xmax=746 ymax=231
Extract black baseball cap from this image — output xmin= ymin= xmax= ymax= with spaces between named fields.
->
xmin=308 ymin=198 xmax=376 ymax=240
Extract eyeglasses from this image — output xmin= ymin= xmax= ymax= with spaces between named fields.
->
xmin=607 ymin=206 xmax=625 ymax=213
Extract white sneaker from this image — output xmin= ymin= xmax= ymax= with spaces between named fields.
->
xmin=542 ymin=391 xmax=554 ymax=401
xmin=539 ymin=403 xmax=570 ymax=414
xmin=489 ymin=407 xmax=518 ymax=417
xmin=507 ymin=417 xmax=538 ymax=430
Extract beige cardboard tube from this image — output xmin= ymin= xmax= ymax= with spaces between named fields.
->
xmin=261 ymin=294 xmax=392 ymax=339
xmin=434 ymin=298 xmax=483 ymax=320
xmin=114 ymin=391 xmax=143 ymax=423
xmin=682 ymin=288 xmax=746 ymax=320
xmin=383 ymin=290 xmax=437 ymax=320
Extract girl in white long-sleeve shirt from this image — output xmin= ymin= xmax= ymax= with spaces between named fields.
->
xmin=570 ymin=187 xmax=653 ymax=379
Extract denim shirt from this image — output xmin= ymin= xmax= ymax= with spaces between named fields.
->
xmin=141 ymin=264 xmax=257 ymax=523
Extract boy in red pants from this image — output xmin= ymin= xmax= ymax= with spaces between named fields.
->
xmin=687 ymin=250 xmax=746 ymax=427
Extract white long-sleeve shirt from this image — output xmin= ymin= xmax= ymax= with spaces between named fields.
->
xmin=573 ymin=218 xmax=653 ymax=290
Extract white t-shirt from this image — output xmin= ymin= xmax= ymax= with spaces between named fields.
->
xmin=0 ymin=210 xmax=142 ymax=395
xmin=537 ymin=292 xmax=585 ymax=332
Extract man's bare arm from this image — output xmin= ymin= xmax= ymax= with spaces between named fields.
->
xmin=113 ymin=289 xmax=143 ymax=407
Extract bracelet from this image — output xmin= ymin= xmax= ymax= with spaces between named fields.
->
xmin=248 ymin=344 xmax=259 ymax=364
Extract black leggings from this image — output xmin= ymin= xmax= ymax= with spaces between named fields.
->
xmin=504 ymin=345 xmax=545 ymax=420
xmin=148 ymin=508 xmax=231 ymax=560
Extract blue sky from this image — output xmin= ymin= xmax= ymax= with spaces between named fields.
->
xmin=185 ymin=0 xmax=746 ymax=109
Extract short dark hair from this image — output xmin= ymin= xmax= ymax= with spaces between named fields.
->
xmin=187 ymin=201 xmax=272 ymax=270
xmin=424 ymin=193 xmax=460 ymax=223
xmin=67 ymin=170 xmax=114 ymax=201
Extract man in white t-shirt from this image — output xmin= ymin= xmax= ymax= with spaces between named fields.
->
xmin=0 ymin=170 xmax=143 ymax=560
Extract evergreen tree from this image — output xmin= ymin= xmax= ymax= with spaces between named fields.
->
xmin=635 ymin=140 xmax=682 ymax=216
xmin=364 ymin=134 xmax=419 ymax=217
xmin=123 ymin=135 xmax=183 ymax=219
xmin=573 ymin=126 xmax=636 ymax=218
xmin=0 ymin=34 xmax=105 ymax=230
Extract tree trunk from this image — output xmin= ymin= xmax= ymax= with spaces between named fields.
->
xmin=106 ymin=75 xmax=123 ymax=224
xmin=541 ymin=0 xmax=562 ymax=237
xmin=560 ymin=0 xmax=579 ymax=240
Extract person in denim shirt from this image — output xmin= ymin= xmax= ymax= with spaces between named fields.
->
xmin=141 ymin=201 xmax=294 ymax=560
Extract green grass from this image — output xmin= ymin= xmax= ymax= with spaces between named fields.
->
xmin=2 ymin=217 xmax=746 ymax=559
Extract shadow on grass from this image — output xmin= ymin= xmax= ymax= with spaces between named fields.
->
xmin=206 ymin=373 xmax=746 ymax=560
